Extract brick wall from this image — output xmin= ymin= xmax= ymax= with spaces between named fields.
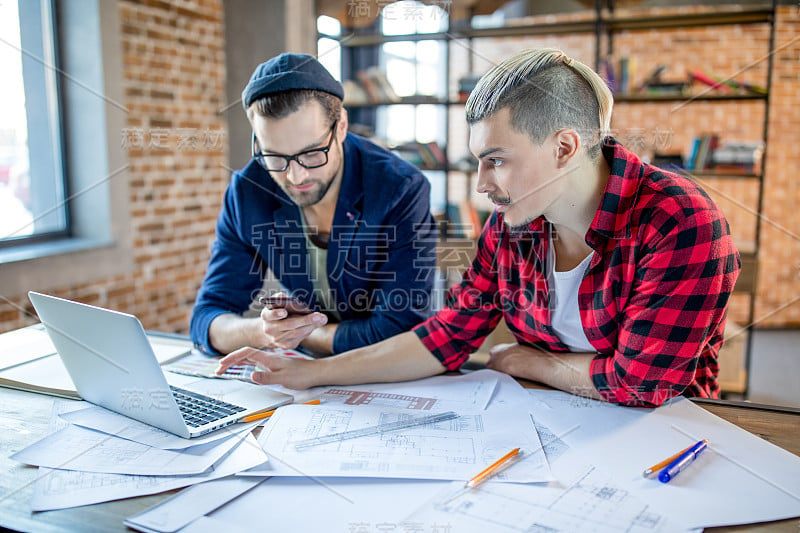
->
xmin=757 ymin=6 xmax=800 ymax=326
xmin=0 ymin=0 xmax=229 ymax=334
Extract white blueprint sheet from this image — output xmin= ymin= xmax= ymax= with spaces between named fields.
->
xmin=127 ymin=413 xmax=686 ymax=533
xmin=60 ymin=405 xmax=258 ymax=449
xmin=528 ymin=390 xmax=800 ymax=529
xmin=124 ymin=476 xmax=265 ymax=533
xmin=404 ymin=415 xmax=690 ymax=533
xmin=484 ymin=370 xmax=539 ymax=411
xmin=244 ymin=403 xmax=552 ymax=482
xmin=209 ymin=477 xmax=449 ymax=533
xmin=127 ymin=477 xmax=446 ymax=533
xmin=0 ymin=323 xmax=56 ymax=369
xmin=11 ymin=420 xmax=247 ymax=476
xmin=31 ymin=433 xmax=265 ymax=511
xmin=318 ymin=369 xmax=499 ymax=412
xmin=25 ymin=400 xmax=268 ymax=511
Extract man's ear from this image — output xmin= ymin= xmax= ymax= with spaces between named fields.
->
xmin=554 ymin=129 xmax=581 ymax=168
xmin=338 ymin=107 xmax=349 ymax=137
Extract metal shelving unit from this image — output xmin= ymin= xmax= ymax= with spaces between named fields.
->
xmin=599 ymin=1 xmax=776 ymax=397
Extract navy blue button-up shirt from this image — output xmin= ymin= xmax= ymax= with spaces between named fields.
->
xmin=191 ymin=133 xmax=437 ymax=354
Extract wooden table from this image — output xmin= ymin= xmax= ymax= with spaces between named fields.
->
xmin=2 ymin=384 xmax=799 ymax=532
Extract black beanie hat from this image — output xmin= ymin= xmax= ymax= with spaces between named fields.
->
xmin=241 ymin=53 xmax=344 ymax=109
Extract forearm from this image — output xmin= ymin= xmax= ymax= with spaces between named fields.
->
xmin=314 ymin=331 xmax=445 ymax=387
xmin=490 ymin=345 xmax=602 ymax=401
xmin=300 ymin=323 xmax=338 ymax=356
xmin=527 ymin=352 xmax=602 ymax=401
xmin=208 ymin=313 xmax=263 ymax=355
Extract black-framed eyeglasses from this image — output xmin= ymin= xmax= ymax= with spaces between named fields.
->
xmin=252 ymin=120 xmax=338 ymax=172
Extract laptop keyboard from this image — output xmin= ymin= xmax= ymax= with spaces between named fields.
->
xmin=170 ymin=385 xmax=247 ymax=428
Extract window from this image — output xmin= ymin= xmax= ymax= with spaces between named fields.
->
xmin=0 ymin=0 xmax=67 ymax=244
xmin=0 ymin=0 xmax=132 ymax=294
xmin=317 ymin=15 xmax=342 ymax=81
xmin=379 ymin=1 xmax=449 ymax=213
xmin=378 ymin=1 xmax=448 ymax=146
xmin=319 ymin=1 xmax=450 ymax=213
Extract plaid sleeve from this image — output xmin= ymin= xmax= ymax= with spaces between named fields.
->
xmin=413 ymin=217 xmax=505 ymax=371
xmin=590 ymin=192 xmax=740 ymax=406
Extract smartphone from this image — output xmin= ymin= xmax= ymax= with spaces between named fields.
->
xmin=258 ymin=295 xmax=313 ymax=315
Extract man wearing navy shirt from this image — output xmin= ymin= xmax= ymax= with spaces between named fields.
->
xmin=191 ymin=53 xmax=437 ymax=356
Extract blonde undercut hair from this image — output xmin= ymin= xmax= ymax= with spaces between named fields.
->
xmin=466 ymin=48 xmax=613 ymax=159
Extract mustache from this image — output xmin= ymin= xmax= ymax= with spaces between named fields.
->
xmin=489 ymin=193 xmax=512 ymax=205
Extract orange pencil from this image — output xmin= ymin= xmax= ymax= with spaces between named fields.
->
xmin=238 ymin=399 xmax=321 ymax=423
xmin=466 ymin=448 xmax=522 ymax=488
xmin=642 ymin=440 xmax=707 ymax=478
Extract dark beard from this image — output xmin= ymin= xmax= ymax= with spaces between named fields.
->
xmin=287 ymin=177 xmax=335 ymax=207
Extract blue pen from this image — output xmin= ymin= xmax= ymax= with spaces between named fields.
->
xmin=658 ymin=439 xmax=708 ymax=483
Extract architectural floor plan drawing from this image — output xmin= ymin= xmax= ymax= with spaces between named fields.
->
xmin=321 ymin=388 xmax=440 ymax=410
xmin=402 ymin=413 xmax=690 ymax=533
xmin=317 ymin=369 xmax=499 ymax=412
xmin=25 ymin=400 xmax=267 ymax=511
xmin=245 ymin=403 xmax=553 ymax=483
xmin=406 ymin=466 xmax=683 ymax=533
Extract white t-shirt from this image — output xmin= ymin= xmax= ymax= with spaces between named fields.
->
xmin=548 ymin=243 xmax=595 ymax=353
xmin=299 ymin=210 xmax=341 ymax=321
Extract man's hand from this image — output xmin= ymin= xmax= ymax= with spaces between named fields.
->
xmin=216 ymin=347 xmax=321 ymax=390
xmin=487 ymin=342 xmax=546 ymax=378
xmin=488 ymin=342 xmax=602 ymax=401
xmin=259 ymin=307 xmax=328 ymax=350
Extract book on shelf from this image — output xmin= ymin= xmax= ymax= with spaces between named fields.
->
xmin=457 ymin=74 xmax=481 ymax=102
xmin=710 ymin=141 xmax=763 ymax=174
xmin=631 ymin=63 xmax=688 ymax=95
xmin=441 ymin=201 xmax=482 ymax=240
xmin=353 ymin=67 xmax=400 ymax=104
xmin=618 ymin=56 xmax=635 ymax=95
xmin=635 ymin=64 xmax=667 ymax=93
xmin=343 ymin=79 xmax=370 ymax=105
xmin=367 ymin=66 xmax=400 ymax=102
xmin=416 ymin=142 xmax=439 ymax=168
xmin=688 ymin=69 xmax=766 ymax=96
xmin=687 ymin=133 xmax=720 ymax=171
xmin=347 ymin=68 xmax=444 ymax=106
xmin=688 ymin=69 xmax=732 ymax=94
xmin=687 ymin=137 xmax=701 ymax=170
xmin=642 ymin=81 xmax=689 ymax=95
xmin=391 ymin=142 xmax=425 ymax=168
xmin=424 ymin=141 xmax=447 ymax=166
xmin=355 ymin=68 xmax=382 ymax=102
xmin=445 ymin=204 xmax=465 ymax=238
xmin=600 ymin=57 xmax=616 ymax=93
xmin=391 ymin=141 xmax=446 ymax=170
xmin=651 ymin=152 xmax=685 ymax=172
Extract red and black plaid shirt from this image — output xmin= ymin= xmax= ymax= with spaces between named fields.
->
xmin=414 ymin=138 xmax=740 ymax=407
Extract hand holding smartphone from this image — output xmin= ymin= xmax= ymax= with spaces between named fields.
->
xmin=258 ymin=295 xmax=313 ymax=315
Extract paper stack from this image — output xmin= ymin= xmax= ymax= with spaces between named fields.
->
xmin=10 ymin=401 xmax=268 ymax=511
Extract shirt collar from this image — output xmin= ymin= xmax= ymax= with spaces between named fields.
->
xmin=586 ymin=137 xmax=644 ymax=243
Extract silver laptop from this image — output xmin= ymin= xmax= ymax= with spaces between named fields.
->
xmin=28 ymin=291 xmax=292 ymax=438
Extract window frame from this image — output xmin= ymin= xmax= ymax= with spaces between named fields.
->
xmin=0 ymin=0 xmax=70 ymax=247
xmin=0 ymin=0 xmax=133 ymax=294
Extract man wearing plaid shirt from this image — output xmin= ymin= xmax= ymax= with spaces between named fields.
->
xmin=217 ymin=48 xmax=740 ymax=407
